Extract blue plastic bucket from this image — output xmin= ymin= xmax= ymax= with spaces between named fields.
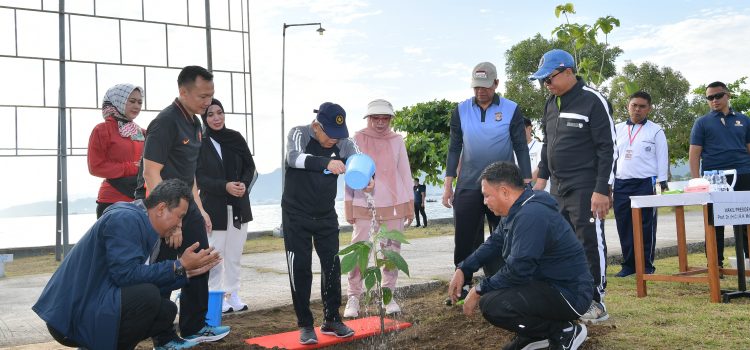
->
xmin=345 ymin=153 xmax=376 ymax=190
xmin=206 ymin=290 xmax=224 ymax=326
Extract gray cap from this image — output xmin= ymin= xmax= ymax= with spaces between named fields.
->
xmin=471 ymin=62 xmax=497 ymax=88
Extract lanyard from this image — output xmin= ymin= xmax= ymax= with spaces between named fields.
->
xmin=628 ymin=124 xmax=644 ymax=146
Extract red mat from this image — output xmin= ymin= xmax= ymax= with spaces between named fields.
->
xmin=245 ymin=316 xmax=412 ymax=349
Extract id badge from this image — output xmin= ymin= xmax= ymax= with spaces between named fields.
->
xmin=624 ymin=149 xmax=633 ymax=160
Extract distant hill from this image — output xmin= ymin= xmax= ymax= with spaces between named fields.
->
xmin=0 ymin=168 xmax=346 ymax=217
xmin=0 ymin=197 xmax=97 ymax=218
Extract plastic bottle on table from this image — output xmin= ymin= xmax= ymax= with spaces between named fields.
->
xmin=718 ymin=170 xmax=732 ymax=192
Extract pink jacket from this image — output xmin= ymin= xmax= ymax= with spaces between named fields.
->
xmin=345 ymin=128 xmax=414 ymax=221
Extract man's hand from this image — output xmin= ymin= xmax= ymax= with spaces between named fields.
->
xmin=448 ymin=268 xmax=465 ymax=304
xmin=363 ymin=178 xmax=375 ymax=193
xmin=201 ymin=210 xmax=213 ymax=233
xmin=533 ymin=178 xmax=547 ymax=191
xmin=462 ymin=287 xmax=480 ymax=316
xmin=179 ymin=242 xmax=221 ymax=278
xmin=166 ymin=227 xmax=183 ymax=249
xmin=591 ymin=192 xmax=610 ymax=220
xmin=326 ymin=159 xmax=346 ymax=175
xmin=442 ymin=186 xmax=454 ymax=208
xmin=225 ymin=181 xmax=246 ymax=198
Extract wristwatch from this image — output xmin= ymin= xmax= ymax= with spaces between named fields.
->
xmin=474 ymin=283 xmax=483 ymax=296
xmin=174 ymin=260 xmax=185 ymax=277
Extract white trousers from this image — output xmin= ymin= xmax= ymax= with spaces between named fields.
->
xmin=208 ymin=205 xmax=248 ymax=294
xmin=347 ymin=217 xmax=403 ymax=298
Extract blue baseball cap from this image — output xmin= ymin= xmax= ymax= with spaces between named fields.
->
xmin=314 ymin=102 xmax=349 ymax=139
xmin=529 ymin=49 xmax=575 ymax=81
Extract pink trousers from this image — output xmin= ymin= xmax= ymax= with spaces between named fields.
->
xmin=347 ymin=217 xmax=404 ymax=298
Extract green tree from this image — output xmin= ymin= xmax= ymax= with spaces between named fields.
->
xmin=552 ymin=3 xmax=620 ymax=86
xmin=391 ymin=99 xmax=456 ymax=185
xmin=503 ymin=33 xmax=622 ymax=121
xmin=608 ymin=62 xmax=693 ymax=163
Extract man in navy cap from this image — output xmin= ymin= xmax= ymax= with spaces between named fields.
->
xmin=529 ymin=49 xmax=616 ymax=324
xmin=282 ymin=102 xmax=365 ymax=345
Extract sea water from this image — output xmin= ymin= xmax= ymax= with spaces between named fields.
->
xmin=0 ymin=196 xmax=452 ymax=249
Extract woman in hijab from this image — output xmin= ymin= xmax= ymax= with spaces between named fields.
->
xmin=343 ymin=99 xmax=414 ymax=318
xmin=196 ymin=98 xmax=256 ymax=313
xmin=87 ymin=83 xmax=145 ymax=218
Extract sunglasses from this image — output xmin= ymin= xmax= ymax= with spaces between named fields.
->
xmin=705 ymin=92 xmax=727 ymax=101
xmin=543 ymin=69 xmax=565 ymax=85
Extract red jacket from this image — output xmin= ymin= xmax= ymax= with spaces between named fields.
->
xmin=87 ymin=117 xmax=145 ymax=203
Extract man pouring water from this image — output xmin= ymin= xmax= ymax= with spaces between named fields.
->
xmin=282 ymin=102 xmax=373 ymax=345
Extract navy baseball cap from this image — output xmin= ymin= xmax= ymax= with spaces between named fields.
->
xmin=529 ymin=49 xmax=575 ymax=81
xmin=314 ymin=102 xmax=349 ymax=139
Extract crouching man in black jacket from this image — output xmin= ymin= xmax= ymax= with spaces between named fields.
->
xmin=449 ymin=161 xmax=593 ymax=350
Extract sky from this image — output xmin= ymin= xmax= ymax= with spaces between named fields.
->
xmin=1 ymin=0 xmax=749 ymax=208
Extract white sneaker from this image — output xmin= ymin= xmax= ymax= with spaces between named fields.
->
xmin=344 ymin=296 xmax=360 ymax=318
xmin=227 ymin=292 xmax=248 ymax=312
xmin=221 ymin=299 xmax=233 ymax=313
xmin=384 ymin=299 xmax=401 ymax=315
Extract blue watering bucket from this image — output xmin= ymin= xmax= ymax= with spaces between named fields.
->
xmin=344 ymin=153 xmax=376 ymax=190
xmin=206 ymin=290 xmax=224 ymax=326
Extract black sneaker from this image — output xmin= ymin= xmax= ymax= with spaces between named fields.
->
xmin=550 ymin=323 xmax=587 ymax=350
xmin=502 ymin=334 xmax=549 ymax=350
xmin=299 ymin=326 xmax=318 ymax=345
xmin=320 ymin=321 xmax=354 ymax=338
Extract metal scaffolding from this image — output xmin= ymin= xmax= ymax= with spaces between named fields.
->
xmin=0 ymin=0 xmax=255 ymax=260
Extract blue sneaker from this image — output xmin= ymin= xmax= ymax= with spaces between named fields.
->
xmin=183 ymin=324 xmax=230 ymax=343
xmin=154 ymin=337 xmax=199 ymax=350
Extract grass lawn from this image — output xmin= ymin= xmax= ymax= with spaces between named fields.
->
xmin=600 ymin=252 xmax=750 ymax=349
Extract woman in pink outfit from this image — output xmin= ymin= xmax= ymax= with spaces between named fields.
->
xmin=343 ymin=99 xmax=414 ymax=318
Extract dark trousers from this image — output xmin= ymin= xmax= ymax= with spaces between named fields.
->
xmin=414 ymin=203 xmax=427 ymax=226
xmin=96 ymin=202 xmax=114 ymax=219
xmin=282 ymin=211 xmax=342 ymax=327
xmin=614 ymin=178 xmax=656 ymax=273
xmin=554 ymin=187 xmax=607 ymax=303
xmin=712 ymin=173 xmax=750 ymax=267
xmin=155 ymin=200 xmax=209 ymax=336
xmin=453 ymin=188 xmax=501 ymax=285
xmin=47 ymin=284 xmax=178 ymax=349
xmin=479 ymin=281 xmax=583 ymax=340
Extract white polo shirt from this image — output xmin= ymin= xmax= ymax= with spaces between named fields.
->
xmin=528 ymin=139 xmax=550 ymax=192
xmin=614 ymin=119 xmax=669 ymax=181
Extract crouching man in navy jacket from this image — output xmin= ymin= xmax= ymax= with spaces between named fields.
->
xmin=33 ymin=179 xmax=222 ymax=350
xmin=449 ymin=162 xmax=593 ymax=350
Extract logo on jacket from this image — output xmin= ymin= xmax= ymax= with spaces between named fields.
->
xmin=495 ymin=112 xmax=503 ymax=121
xmin=182 ymin=138 xmax=190 ymax=145
xmin=737 ymin=120 xmax=744 ymax=126
xmin=336 ymin=115 xmax=344 ymax=125
xmin=645 ymin=146 xmax=652 ymax=152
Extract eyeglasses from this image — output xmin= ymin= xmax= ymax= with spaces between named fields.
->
xmin=543 ymin=69 xmax=565 ymax=85
xmin=369 ymin=115 xmax=392 ymax=122
xmin=705 ymin=92 xmax=727 ymax=101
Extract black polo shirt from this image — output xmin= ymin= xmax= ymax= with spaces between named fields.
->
xmin=135 ymin=99 xmax=202 ymax=198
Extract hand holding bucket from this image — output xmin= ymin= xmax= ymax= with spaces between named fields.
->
xmin=344 ymin=153 xmax=376 ymax=190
